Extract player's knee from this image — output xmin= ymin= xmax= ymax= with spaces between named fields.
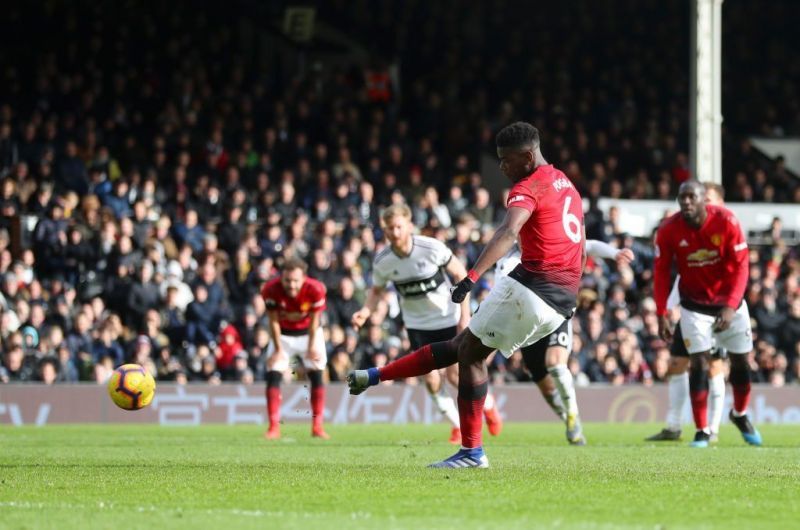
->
xmin=424 ymin=370 xmax=441 ymax=392
xmin=707 ymin=358 xmax=723 ymax=376
xmin=544 ymin=346 xmax=568 ymax=368
xmin=529 ymin=362 xmax=549 ymax=383
xmin=728 ymin=353 xmax=748 ymax=369
xmin=431 ymin=340 xmax=459 ymax=368
xmin=266 ymin=370 xmax=282 ymax=388
xmin=688 ymin=360 xmax=708 ymax=391
xmin=307 ymin=369 xmax=323 ymax=388
xmin=669 ymin=356 xmax=689 ymax=374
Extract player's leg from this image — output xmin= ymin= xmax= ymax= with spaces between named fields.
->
xmin=442 ymin=365 xmax=463 ymax=444
xmin=429 ymin=275 xmax=564 ymax=468
xmin=717 ymin=302 xmax=761 ymax=446
xmin=706 ymin=352 xmax=726 ymax=442
xmin=347 ymin=336 xmax=460 ymax=393
xmin=306 ymin=332 xmax=329 ymax=439
xmin=679 ymin=308 xmax=717 ymax=447
xmin=264 ymin=337 xmax=292 ymax=439
xmin=521 ymin=340 xmax=566 ymax=421
xmin=543 ymin=321 xmax=584 ymax=445
xmin=474 ymin=352 xmax=503 ymax=436
xmin=646 ymin=323 xmax=688 ymax=441
xmin=423 ymin=368 xmax=461 ymax=443
xmin=428 ymin=329 xmax=494 ymax=468
xmin=688 ymin=352 xmax=712 ymax=447
xmin=403 ymin=327 xmax=461 ymax=442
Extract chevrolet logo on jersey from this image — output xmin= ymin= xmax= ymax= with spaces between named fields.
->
xmin=686 ymin=248 xmax=720 ymax=267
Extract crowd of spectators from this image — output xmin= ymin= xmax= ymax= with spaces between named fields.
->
xmin=0 ymin=2 xmax=797 ymax=387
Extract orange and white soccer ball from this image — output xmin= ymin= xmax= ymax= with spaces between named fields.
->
xmin=107 ymin=364 xmax=156 ymax=411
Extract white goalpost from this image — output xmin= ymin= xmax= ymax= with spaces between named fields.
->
xmin=690 ymin=0 xmax=724 ymax=185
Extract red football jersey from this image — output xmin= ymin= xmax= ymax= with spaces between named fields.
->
xmin=505 ymin=164 xmax=584 ymax=316
xmin=261 ymin=276 xmax=327 ymax=331
xmin=653 ymin=205 xmax=749 ymax=316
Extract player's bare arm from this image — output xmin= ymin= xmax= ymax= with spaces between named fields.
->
xmin=653 ymin=228 xmax=675 ymax=343
xmin=475 ymin=207 xmax=532 ymax=277
xmin=714 ymin=214 xmax=749 ymax=332
xmin=584 ymin=239 xmax=635 ymax=266
xmin=351 ymin=285 xmax=386 ymax=330
xmin=267 ymin=309 xmax=285 ymax=360
xmin=306 ymin=310 xmax=322 ymax=361
xmin=451 ymin=207 xmax=531 ymax=303
xmin=444 ymin=255 xmax=471 ymax=330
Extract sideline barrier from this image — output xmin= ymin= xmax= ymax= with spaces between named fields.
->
xmin=1 ymin=384 xmax=798 ymax=426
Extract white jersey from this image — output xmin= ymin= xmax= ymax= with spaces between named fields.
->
xmin=372 ymin=235 xmax=459 ymax=330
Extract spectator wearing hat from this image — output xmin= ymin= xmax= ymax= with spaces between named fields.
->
xmin=160 ymin=260 xmax=194 ymax=311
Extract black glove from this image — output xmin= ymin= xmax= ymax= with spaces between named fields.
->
xmin=450 ymin=277 xmax=475 ymax=303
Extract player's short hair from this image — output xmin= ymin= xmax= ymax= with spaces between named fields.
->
xmin=281 ymin=257 xmax=308 ymax=275
xmin=381 ymin=203 xmax=412 ymax=225
xmin=703 ymin=182 xmax=725 ymax=200
xmin=496 ymin=121 xmax=540 ymax=150
xmin=679 ymin=180 xmax=705 ymax=195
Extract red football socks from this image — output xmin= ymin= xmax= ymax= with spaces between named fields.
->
xmin=311 ymin=385 xmax=325 ymax=429
xmin=690 ymin=389 xmax=709 ymax=430
xmin=458 ymin=379 xmax=489 ymax=449
xmin=732 ymin=382 xmax=751 ymax=415
xmin=378 ymin=344 xmax=436 ymax=381
xmin=267 ymin=386 xmax=281 ymax=427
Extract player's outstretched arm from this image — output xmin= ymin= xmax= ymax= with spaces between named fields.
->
xmin=351 ymin=285 xmax=385 ymax=330
xmin=451 ymin=207 xmax=531 ymax=303
xmin=585 ymin=239 xmax=635 ymax=266
xmin=267 ymin=309 xmax=285 ymax=359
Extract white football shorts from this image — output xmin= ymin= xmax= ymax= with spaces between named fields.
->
xmin=679 ymin=302 xmax=753 ymax=355
xmin=469 ymin=273 xmax=566 ymax=357
xmin=267 ymin=331 xmax=327 ymax=372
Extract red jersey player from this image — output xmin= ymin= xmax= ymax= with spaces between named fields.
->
xmin=653 ymin=180 xmax=761 ymax=447
xmin=348 ymin=122 xmax=585 ymax=468
xmin=261 ymin=258 xmax=329 ymax=439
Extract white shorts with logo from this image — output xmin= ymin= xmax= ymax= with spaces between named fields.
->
xmin=469 ymin=273 xmax=566 ymax=357
xmin=679 ymin=302 xmax=753 ymax=355
xmin=267 ymin=331 xmax=327 ymax=372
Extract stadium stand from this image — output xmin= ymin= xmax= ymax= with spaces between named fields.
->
xmin=0 ymin=1 xmax=797 ymax=386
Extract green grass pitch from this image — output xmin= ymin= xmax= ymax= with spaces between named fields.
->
xmin=1 ymin=423 xmax=798 ymax=529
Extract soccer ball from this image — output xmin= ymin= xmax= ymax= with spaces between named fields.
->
xmin=107 ymin=364 xmax=156 ymax=411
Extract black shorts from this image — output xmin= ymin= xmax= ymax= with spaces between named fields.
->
xmin=670 ymin=322 xmax=725 ymax=359
xmin=520 ymin=320 xmax=571 ymax=382
xmin=405 ymin=326 xmax=458 ymax=352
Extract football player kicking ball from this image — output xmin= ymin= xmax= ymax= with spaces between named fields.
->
xmin=351 ymin=204 xmax=503 ymax=445
xmin=653 ymin=181 xmax=761 ymax=448
xmin=349 ymin=122 xmax=584 ymax=468
xmin=647 ymin=182 xmax=729 ymax=443
xmin=262 ymin=258 xmax=329 ymax=440
xmin=497 ymin=241 xmax=634 ymax=445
